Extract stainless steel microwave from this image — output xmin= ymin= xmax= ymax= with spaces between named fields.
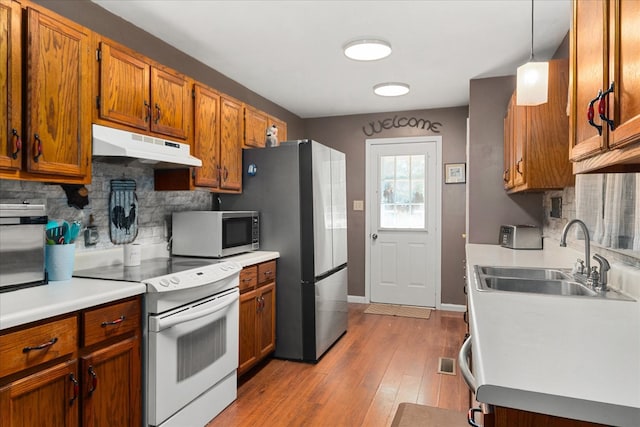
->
xmin=171 ymin=211 xmax=259 ymax=258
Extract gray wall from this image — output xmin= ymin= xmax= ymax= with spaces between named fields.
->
xmin=305 ymin=107 xmax=469 ymax=305
xmin=467 ymin=76 xmax=543 ymax=243
xmin=33 ymin=0 xmax=305 ymax=138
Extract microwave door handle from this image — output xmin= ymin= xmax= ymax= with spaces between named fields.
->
xmin=153 ymin=291 xmax=238 ymax=331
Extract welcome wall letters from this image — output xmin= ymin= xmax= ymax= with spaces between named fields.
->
xmin=362 ymin=115 xmax=442 ymax=136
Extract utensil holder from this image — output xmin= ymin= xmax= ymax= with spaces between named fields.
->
xmin=45 ymin=244 xmax=76 ymax=281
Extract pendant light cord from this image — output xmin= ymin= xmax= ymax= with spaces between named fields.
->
xmin=529 ymin=0 xmax=535 ymax=61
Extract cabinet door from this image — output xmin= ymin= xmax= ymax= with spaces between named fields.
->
xmin=24 ymin=7 xmax=91 ymax=177
xmin=193 ymin=84 xmax=221 ymax=187
xmin=503 ymin=95 xmax=515 ymax=190
xmin=569 ymin=0 xmax=608 ymax=160
xmin=219 ymin=96 xmax=243 ymax=192
xmin=268 ymin=115 xmax=287 ymax=144
xmin=98 ymin=41 xmax=150 ymax=131
xmin=80 ymin=336 xmax=141 ymax=427
xmin=0 ymin=0 xmax=21 ymax=171
xmin=512 ymin=102 xmax=526 ymax=187
xmin=257 ymin=282 xmax=276 ymax=359
xmin=245 ymin=106 xmax=268 ymax=148
xmin=608 ymin=0 xmax=640 ymax=149
xmin=0 ymin=359 xmax=79 ymax=427
xmin=150 ymin=66 xmax=191 ymax=140
xmin=238 ymin=289 xmax=258 ymax=375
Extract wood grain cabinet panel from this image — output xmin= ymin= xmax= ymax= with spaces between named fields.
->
xmin=192 ymin=84 xmax=221 ymax=188
xmin=23 ymin=5 xmax=92 ymax=179
xmin=238 ymin=261 xmax=277 ymax=376
xmin=82 ymin=299 xmax=140 ymax=348
xmin=0 ymin=315 xmax=77 ymax=378
xmin=96 ymin=38 xmax=191 ymax=141
xmin=0 ymin=359 xmax=79 ymax=427
xmin=504 ymin=59 xmax=574 ymax=193
xmin=219 ymin=95 xmax=243 ymax=192
xmin=244 ymin=105 xmax=269 ymax=148
xmin=0 ymin=0 xmax=21 ymax=171
xmin=570 ymin=0 xmax=640 ymax=173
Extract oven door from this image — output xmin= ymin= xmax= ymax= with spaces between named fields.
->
xmin=147 ymin=287 xmax=239 ymax=426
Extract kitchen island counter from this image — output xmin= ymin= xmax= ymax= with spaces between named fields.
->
xmin=466 ymin=243 xmax=640 ymax=427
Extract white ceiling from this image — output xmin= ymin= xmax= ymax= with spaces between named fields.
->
xmin=90 ymin=0 xmax=571 ymax=119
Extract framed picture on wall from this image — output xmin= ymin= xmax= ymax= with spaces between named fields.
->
xmin=444 ymin=163 xmax=466 ymax=184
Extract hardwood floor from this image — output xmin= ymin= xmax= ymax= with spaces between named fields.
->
xmin=207 ymin=303 xmax=469 ymax=427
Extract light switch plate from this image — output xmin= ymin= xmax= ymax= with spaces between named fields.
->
xmin=353 ymin=200 xmax=364 ymax=211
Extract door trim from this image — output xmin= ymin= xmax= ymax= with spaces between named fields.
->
xmin=364 ymin=136 xmax=443 ymax=308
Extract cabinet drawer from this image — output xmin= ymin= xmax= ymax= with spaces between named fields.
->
xmin=258 ymin=261 xmax=276 ymax=285
xmin=0 ymin=315 xmax=77 ymax=378
xmin=240 ymin=265 xmax=258 ymax=293
xmin=82 ymin=298 xmax=140 ymax=347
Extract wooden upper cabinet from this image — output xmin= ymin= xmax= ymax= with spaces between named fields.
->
xmin=219 ymin=95 xmax=243 ymax=192
xmin=607 ymin=0 xmax=640 ymax=150
xmin=0 ymin=0 xmax=21 ymax=171
xmin=269 ymin=115 xmax=287 ymax=144
xmin=150 ymin=65 xmax=191 ymax=140
xmin=245 ymin=105 xmax=269 ymax=148
xmin=193 ymin=83 xmax=221 ymax=188
xmin=569 ymin=0 xmax=608 ymax=161
xmin=24 ymin=6 xmax=92 ymax=178
xmin=570 ymin=0 xmax=640 ymax=172
xmin=97 ymin=39 xmax=191 ymax=141
xmin=505 ymin=59 xmax=573 ymax=193
xmin=98 ymin=41 xmax=149 ymax=131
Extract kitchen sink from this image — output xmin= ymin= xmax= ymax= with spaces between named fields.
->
xmin=478 ymin=266 xmax=572 ymax=280
xmin=479 ymin=277 xmax=597 ymax=296
xmin=474 ymin=265 xmax=635 ymax=301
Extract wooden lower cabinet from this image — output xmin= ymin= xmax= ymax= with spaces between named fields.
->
xmin=0 ymin=359 xmax=79 ymax=427
xmin=238 ymin=261 xmax=276 ymax=376
xmin=0 ymin=296 xmax=142 ymax=427
xmin=483 ymin=406 xmax=606 ymax=427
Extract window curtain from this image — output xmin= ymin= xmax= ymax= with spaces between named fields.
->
xmin=575 ymin=173 xmax=639 ymax=251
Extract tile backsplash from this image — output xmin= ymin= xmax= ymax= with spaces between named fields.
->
xmin=0 ymin=162 xmax=212 ymax=252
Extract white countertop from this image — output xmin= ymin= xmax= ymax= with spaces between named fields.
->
xmin=1 ymin=249 xmax=279 ymax=331
xmin=466 ymin=243 xmax=640 ymax=426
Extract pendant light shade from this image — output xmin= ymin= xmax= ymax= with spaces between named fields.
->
xmin=516 ymin=0 xmax=548 ymax=106
xmin=517 ymin=61 xmax=549 ymax=105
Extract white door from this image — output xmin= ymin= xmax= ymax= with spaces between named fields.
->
xmin=366 ymin=137 xmax=441 ymax=307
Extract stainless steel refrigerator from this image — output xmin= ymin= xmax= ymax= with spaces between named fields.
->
xmin=222 ymin=140 xmax=348 ymax=362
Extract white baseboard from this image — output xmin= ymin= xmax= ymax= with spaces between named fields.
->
xmin=347 ymin=295 xmax=368 ymax=304
xmin=439 ymin=303 xmax=466 ymax=312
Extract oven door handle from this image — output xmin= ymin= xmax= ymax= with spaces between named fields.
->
xmin=152 ymin=291 xmax=238 ymax=332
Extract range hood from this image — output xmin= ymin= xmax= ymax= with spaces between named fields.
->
xmin=92 ymin=124 xmax=202 ymax=168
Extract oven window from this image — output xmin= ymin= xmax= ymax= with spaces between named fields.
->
xmin=222 ymin=217 xmax=252 ymax=248
xmin=176 ymin=317 xmax=227 ymax=382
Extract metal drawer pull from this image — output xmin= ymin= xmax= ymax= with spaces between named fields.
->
xmin=33 ymin=133 xmax=43 ymax=162
xmin=22 ymin=337 xmax=58 ymax=353
xmin=101 ymin=315 xmax=125 ymax=327
xmin=11 ymin=128 xmax=21 ymax=159
xmin=263 ymin=270 xmax=272 ymax=276
xmin=587 ymin=91 xmax=603 ymax=136
xmin=467 ymin=407 xmax=483 ymax=427
xmin=88 ymin=366 xmax=98 ymax=395
xmin=598 ymin=82 xmax=615 ymax=132
xmin=458 ymin=335 xmax=476 ymax=391
xmin=69 ymin=373 xmax=79 ymax=405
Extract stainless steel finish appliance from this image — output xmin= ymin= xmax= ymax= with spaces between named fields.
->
xmin=222 ymin=140 xmax=348 ymax=362
xmin=172 ymin=210 xmax=259 ymax=258
xmin=0 ymin=202 xmax=47 ymax=291
xmin=499 ymin=224 xmax=542 ymax=249
xmin=74 ymin=257 xmax=241 ymax=427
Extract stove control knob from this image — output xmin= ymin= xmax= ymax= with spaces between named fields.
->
xmin=160 ymin=278 xmax=170 ymax=287
xmin=170 ymin=276 xmax=180 ymax=284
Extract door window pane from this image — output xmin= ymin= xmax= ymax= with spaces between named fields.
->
xmin=379 ymin=155 xmax=426 ymax=229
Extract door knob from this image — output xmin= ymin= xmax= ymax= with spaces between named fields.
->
xmin=371 ymin=233 xmax=378 ymax=240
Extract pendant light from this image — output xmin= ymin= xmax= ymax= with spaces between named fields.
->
xmin=516 ymin=0 xmax=548 ymax=106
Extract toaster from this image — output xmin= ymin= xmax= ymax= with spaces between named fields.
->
xmin=499 ymin=224 xmax=542 ymax=250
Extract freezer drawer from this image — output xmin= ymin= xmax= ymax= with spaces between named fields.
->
xmin=314 ymin=267 xmax=348 ymax=359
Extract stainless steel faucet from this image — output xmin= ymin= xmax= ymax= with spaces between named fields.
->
xmin=560 ymin=219 xmax=591 ymax=277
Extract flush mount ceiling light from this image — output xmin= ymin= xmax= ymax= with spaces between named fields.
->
xmin=373 ymin=82 xmax=410 ymax=97
xmin=343 ymin=39 xmax=392 ymax=61
xmin=516 ymin=0 xmax=549 ymax=106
